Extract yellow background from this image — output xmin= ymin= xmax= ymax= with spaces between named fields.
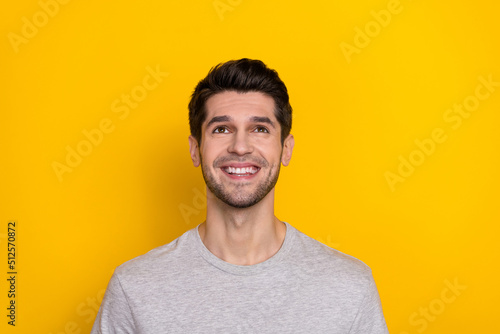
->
xmin=2 ymin=0 xmax=499 ymax=333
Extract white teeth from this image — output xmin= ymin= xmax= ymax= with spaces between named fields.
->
xmin=223 ymin=166 xmax=258 ymax=175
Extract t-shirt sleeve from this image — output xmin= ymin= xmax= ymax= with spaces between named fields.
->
xmin=91 ymin=271 xmax=137 ymax=334
xmin=348 ymin=273 xmax=389 ymax=334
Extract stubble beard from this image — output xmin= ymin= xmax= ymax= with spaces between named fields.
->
xmin=200 ymin=153 xmax=282 ymax=209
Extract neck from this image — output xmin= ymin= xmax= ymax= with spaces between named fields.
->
xmin=198 ymin=188 xmax=286 ymax=266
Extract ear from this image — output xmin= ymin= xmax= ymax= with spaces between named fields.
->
xmin=281 ymin=133 xmax=294 ymax=166
xmin=188 ymin=135 xmax=201 ymax=167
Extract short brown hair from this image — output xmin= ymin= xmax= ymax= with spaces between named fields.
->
xmin=188 ymin=58 xmax=292 ymax=146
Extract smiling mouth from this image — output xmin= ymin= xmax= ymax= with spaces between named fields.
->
xmin=221 ymin=166 xmax=260 ymax=177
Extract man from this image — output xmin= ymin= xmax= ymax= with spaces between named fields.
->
xmin=91 ymin=58 xmax=389 ymax=333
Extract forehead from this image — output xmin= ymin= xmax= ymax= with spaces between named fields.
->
xmin=204 ymin=91 xmax=276 ymax=121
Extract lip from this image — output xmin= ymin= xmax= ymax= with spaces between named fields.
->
xmin=219 ymin=162 xmax=260 ymax=168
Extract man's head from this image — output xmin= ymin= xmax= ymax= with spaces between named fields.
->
xmin=188 ymin=58 xmax=292 ymax=147
xmin=188 ymin=59 xmax=294 ymax=209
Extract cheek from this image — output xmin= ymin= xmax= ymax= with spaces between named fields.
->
xmin=262 ymin=154 xmax=283 ymax=171
xmin=200 ymin=147 xmax=221 ymax=167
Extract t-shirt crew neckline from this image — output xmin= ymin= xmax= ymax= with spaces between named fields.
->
xmin=192 ymin=221 xmax=295 ymax=276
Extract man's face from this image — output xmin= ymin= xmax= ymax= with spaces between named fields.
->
xmin=189 ymin=91 xmax=294 ymax=209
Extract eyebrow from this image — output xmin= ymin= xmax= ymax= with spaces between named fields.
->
xmin=206 ymin=115 xmax=231 ymax=128
xmin=206 ymin=115 xmax=276 ymax=129
xmin=251 ymin=116 xmax=276 ymax=129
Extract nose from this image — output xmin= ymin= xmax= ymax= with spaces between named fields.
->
xmin=227 ymin=131 xmax=253 ymax=155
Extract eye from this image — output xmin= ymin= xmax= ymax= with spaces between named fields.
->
xmin=213 ymin=126 xmax=229 ymax=134
xmin=254 ymin=126 xmax=269 ymax=133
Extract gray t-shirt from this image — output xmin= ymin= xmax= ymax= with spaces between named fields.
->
xmin=91 ymin=222 xmax=389 ymax=333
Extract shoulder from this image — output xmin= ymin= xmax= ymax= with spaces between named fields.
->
xmin=113 ymin=227 xmax=194 ymax=281
xmin=288 ymin=223 xmax=374 ymax=286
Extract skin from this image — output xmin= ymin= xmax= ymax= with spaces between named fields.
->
xmin=188 ymin=91 xmax=294 ymax=266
